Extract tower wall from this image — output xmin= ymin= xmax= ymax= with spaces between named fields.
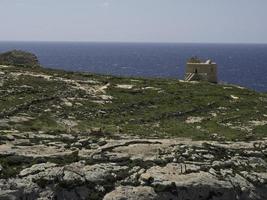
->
xmin=186 ymin=63 xmax=218 ymax=83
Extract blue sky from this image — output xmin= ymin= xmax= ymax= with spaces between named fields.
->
xmin=0 ymin=0 xmax=267 ymax=43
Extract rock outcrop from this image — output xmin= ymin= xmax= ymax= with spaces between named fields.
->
xmin=0 ymin=132 xmax=266 ymax=200
xmin=103 ymin=186 xmax=158 ymax=200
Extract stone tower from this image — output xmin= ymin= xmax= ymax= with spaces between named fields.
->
xmin=184 ymin=58 xmax=218 ymax=83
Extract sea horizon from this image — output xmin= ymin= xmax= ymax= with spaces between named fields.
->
xmin=1 ymin=40 xmax=267 ymax=45
xmin=1 ymin=41 xmax=267 ymax=92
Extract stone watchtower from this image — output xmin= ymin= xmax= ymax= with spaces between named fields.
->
xmin=184 ymin=57 xmax=218 ymax=83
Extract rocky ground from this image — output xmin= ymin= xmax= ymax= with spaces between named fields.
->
xmin=0 ymin=131 xmax=267 ymax=200
xmin=0 ymin=56 xmax=267 ymax=199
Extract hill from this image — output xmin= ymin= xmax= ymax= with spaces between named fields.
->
xmin=0 ymin=63 xmax=266 ymax=141
xmin=0 ymin=55 xmax=266 ymax=199
xmin=0 ymin=50 xmax=40 ymax=67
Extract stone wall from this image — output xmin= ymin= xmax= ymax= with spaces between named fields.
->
xmin=185 ymin=63 xmax=218 ymax=83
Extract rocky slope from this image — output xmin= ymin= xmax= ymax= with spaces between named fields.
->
xmin=0 ymin=132 xmax=266 ymax=199
xmin=0 ymin=54 xmax=267 ymax=199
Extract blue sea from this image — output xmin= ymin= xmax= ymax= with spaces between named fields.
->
xmin=0 ymin=42 xmax=266 ymax=92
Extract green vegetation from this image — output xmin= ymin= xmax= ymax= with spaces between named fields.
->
xmin=0 ymin=64 xmax=266 ymax=141
xmin=187 ymin=56 xmax=203 ymax=63
xmin=0 ymin=50 xmax=40 ymax=67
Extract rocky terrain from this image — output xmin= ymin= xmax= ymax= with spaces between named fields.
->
xmin=0 ymin=51 xmax=266 ymax=199
xmin=0 ymin=132 xmax=267 ymax=200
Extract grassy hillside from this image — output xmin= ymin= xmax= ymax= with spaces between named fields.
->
xmin=0 ymin=64 xmax=266 ymax=141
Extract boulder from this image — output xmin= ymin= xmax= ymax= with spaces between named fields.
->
xmin=140 ymin=163 xmax=235 ymax=200
xmin=83 ymin=163 xmax=129 ymax=183
xmin=19 ymin=163 xmax=57 ymax=177
xmin=0 ymin=190 xmax=20 ymax=200
xmin=103 ymin=186 xmax=158 ymax=200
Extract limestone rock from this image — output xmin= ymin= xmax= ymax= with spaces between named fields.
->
xmin=103 ymin=186 xmax=158 ymax=200
xmin=140 ymin=163 xmax=235 ymax=200
xmin=0 ymin=190 xmax=20 ymax=200
xmin=61 ymin=170 xmax=85 ymax=186
xmin=30 ymin=166 xmax=64 ymax=185
xmin=19 ymin=163 xmax=57 ymax=177
xmin=1 ymin=137 xmax=267 ymax=199
xmin=83 ymin=163 xmax=129 ymax=183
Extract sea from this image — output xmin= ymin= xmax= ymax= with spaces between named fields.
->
xmin=0 ymin=42 xmax=266 ymax=92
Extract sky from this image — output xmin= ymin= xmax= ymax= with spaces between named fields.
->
xmin=0 ymin=0 xmax=267 ymax=43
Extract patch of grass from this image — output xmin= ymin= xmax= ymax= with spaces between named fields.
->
xmin=20 ymin=114 xmax=64 ymax=132
xmin=252 ymin=124 xmax=267 ymax=138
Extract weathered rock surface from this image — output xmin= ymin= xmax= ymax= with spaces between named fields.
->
xmin=103 ymin=186 xmax=158 ymax=200
xmin=140 ymin=165 xmax=235 ymax=199
xmin=0 ymin=132 xmax=267 ymax=200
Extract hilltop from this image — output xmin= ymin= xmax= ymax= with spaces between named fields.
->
xmin=0 ymin=50 xmax=40 ymax=67
xmin=0 ymin=53 xmax=266 ymax=199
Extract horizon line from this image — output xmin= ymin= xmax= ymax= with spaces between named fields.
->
xmin=0 ymin=40 xmax=267 ymax=45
